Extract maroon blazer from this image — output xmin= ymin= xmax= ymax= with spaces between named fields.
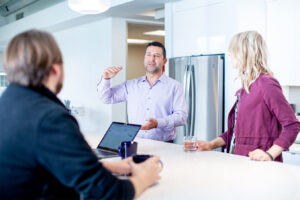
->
xmin=220 ymin=73 xmax=300 ymax=162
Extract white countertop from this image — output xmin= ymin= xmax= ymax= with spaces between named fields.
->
xmin=85 ymin=135 xmax=300 ymax=200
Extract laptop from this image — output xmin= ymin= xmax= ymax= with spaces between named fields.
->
xmin=95 ymin=122 xmax=141 ymax=159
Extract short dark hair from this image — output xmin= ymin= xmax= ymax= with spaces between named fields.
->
xmin=146 ymin=41 xmax=166 ymax=59
xmin=3 ymin=29 xmax=63 ymax=87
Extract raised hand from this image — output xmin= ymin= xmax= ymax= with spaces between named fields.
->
xmin=102 ymin=66 xmax=123 ymax=79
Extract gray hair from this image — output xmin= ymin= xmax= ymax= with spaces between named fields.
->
xmin=3 ymin=29 xmax=63 ymax=87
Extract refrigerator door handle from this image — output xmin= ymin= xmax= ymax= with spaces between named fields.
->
xmin=216 ymin=55 xmax=224 ymax=137
xmin=183 ymin=65 xmax=191 ymax=137
xmin=190 ymin=65 xmax=196 ymax=137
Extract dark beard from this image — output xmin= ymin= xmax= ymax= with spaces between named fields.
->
xmin=146 ymin=66 xmax=161 ymax=74
xmin=55 ymin=81 xmax=63 ymax=94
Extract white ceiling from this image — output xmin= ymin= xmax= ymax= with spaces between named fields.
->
xmin=0 ymin=0 xmax=182 ymax=27
xmin=0 ymin=0 xmax=10 ymax=5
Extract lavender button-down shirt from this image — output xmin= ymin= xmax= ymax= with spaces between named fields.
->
xmin=97 ymin=73 xmax=188 ymax=141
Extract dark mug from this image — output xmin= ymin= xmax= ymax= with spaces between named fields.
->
xmin=132 ymin=154 xmax=163 ymax=168
xmin=118 ymin=141 xmax=137 ymax=159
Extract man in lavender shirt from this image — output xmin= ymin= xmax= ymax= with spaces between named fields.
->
xmin=97 ymin=42 xmax=187 ymax=142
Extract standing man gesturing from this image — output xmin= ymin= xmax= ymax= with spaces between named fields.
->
xmin=97 ymin=42 xmax=187 ymax=142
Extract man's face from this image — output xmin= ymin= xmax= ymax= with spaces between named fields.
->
xmin=144 ymin=46 xmax=167 ymax=74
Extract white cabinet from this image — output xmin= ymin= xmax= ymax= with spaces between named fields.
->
xmin=282 ymin=151 xmax=300 ymax=166
xmin=283 ymin=143 xmax=300 ymax=165
xmin=267 ymin=0 xmax=300 ymax=86
xmin=166 ymin=0 xmax=267 ymax=57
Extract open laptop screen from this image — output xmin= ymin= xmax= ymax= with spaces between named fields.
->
xmin=98 ymin=122 xmax=141 ymax=151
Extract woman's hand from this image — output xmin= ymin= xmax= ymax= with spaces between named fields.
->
xmin=248 ymin=149 xmax=272 ymax=161
xmin=197 ymin=141 xmax=213 ymax=151
xmin=196 ymin=137 xmax=225 ymax=151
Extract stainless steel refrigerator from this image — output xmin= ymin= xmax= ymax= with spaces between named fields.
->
xmin=169 ymin=54 xmax=225 ymax=144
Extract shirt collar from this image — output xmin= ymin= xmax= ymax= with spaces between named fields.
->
xmin=139 ymin=73 xmax=167 ymax=84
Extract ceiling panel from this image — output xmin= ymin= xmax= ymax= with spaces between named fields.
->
xmin=0 ymin=0 xmax=11 ymax=6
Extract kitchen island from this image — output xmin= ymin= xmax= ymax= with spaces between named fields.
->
xmin=86 ymin=136 xmax=300 ymax=200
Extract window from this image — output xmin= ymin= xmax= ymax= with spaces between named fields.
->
xmin=0 ymin=73 xmax=9 ymax=88
xmin=0 ymin=50 xmax=9 ymax=88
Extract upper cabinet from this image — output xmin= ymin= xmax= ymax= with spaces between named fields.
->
xmin=165 ymin=0 xmax=300 ymax=87
xmin=165 ymin=0 xmax=267 ymax=58
xmin=267 ymin=0 xmax=300 ymax=86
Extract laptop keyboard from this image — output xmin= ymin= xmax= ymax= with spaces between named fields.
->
xmin=95 ymin=149 xmax=119 ymax=158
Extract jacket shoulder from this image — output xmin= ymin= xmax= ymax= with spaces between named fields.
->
xmin=256 ymin=74 xmax=281 ymax=89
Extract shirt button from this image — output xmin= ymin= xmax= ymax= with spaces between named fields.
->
xmin=146 ymin=108 xmax=149 ymax=110
xmin=148 ymin=97 xmax=151 ymax=100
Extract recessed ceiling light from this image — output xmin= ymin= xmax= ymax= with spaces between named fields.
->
xmin=68 ymin=0 xmax=110 ymax=14
xmin=137 ymin=10 xmax=155 ymax=17
xmin=143 ymin=30 xmax=165 ymax=36
xmin=127 ymin=39 xmax=153 ymax=44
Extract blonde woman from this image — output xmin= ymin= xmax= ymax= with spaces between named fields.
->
xmin=197 ymin=31 xmax=300 ymax=162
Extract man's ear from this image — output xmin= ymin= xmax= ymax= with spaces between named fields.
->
xmin=51 ymin=63 xmax=61 ymax=75
xmin=163 ymin=58 xmax=167 ymax=65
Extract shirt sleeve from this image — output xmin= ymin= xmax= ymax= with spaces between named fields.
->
xmin=97 ymin=77 xmax=128 ymax=104
xmin=260 ymin=76 xmax=300 ymax=150
xmin=156 ymin=83 xmax=188 ymax=131
xmin=219 ymin=131 xmax=229 ymax=144
xmin=36 ymin=111 xmax=135 ymax=199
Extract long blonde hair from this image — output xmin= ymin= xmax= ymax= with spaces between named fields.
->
xmin=228 ymin=31 xmax=273 ymax=93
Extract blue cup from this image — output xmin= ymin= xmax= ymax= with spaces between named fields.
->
xmin=118 ymin=141 xmax=137 ymax=159
xmin=132 ymin=154 xmax=164 ymax=168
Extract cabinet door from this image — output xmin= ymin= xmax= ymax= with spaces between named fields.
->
xmin=267 ymin=0 xmax=300 ymax=86
xmin=171 ymin=0 xmax=230 ymax=57
xmin=282 ymin=151 xmax=300 ymax=166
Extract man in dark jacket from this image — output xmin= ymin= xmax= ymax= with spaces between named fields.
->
xmin=0 ymin=30 xmax=162 ymax=199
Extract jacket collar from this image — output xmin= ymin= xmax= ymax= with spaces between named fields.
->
xmin=29 ymin=84 xmax=66 ymax=109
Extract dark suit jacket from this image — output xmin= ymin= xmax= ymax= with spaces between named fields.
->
xmin=0 ymin=84 xmax=134 ymax=199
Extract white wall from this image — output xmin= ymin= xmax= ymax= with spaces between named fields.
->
xmin=54 ymin=17 xmax=127 ymax=142
xmin=165 ymin=0 xmax=267 ymax=131
xmin=0 ymin=1 xmax=128 ymax=142
xmin=110 ymin=18 xmax=127 ymax=124
xmin=54 ymin=18 xmax=112 ymax=138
